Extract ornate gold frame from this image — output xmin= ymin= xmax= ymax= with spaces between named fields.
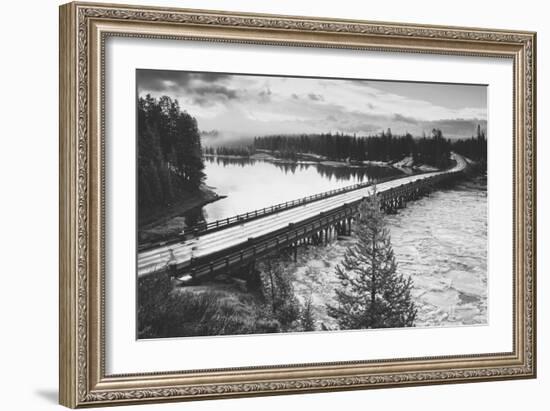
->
xmin=59 ymin=2 xmax=536 ymax=408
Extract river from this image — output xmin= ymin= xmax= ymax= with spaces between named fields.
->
xmin=290 ymin=178 xmax=487 ymax=329
xmin=197 ymin=157 xmax=487 ymax=329
xmin=385 ymin=178 xmax=487 ymax=326
xmin=198 ymin=157 xmax=401 ymax=223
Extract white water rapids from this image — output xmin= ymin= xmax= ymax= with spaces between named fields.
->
xmin=291 ymin=178 xmax=487 ymax=329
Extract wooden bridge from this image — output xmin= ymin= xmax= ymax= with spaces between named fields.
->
xmin=137 ymin=153 xmax=468 ymax=281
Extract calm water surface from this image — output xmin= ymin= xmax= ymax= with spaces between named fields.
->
xmin=199 ymin=157 xmax=400 ymax=222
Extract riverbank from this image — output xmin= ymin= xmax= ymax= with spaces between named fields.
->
xmin=204 ymin=151 xmax=444 ymax=176
xmin=138 ymin=185 xmax=223 ymax=245
xmin=205 ymin=151 xmax=396 ymax=169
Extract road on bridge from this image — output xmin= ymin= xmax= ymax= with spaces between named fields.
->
xmin=138 ymin=153 xmax=468 ymax=277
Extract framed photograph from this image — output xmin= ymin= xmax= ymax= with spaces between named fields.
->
xmin=59 ymin=2 xmax=536 ymax=408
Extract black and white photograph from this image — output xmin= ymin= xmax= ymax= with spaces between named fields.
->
xmin=136 ymin=69 xmax=488 ymax=339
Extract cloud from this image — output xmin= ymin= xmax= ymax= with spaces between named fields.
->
xmin=196 ymin=72 xmax=231 ymax=83
xmin=192 ymin=96 xmax=217 ymax=107
xmin=137 ymin=70 xmax=231 ymax=92
xmin=138 ymin=70 xmax=240 ymax=108
xmin=307 ymin=93 xmax=324 ymax=102
xmin=188 ymin=85 xmax=240 ymax=107
xmin=258 ymin=88 xmax=273 ymax=102
xmin=137 ymin=70 xmax=487 ymax=141
xmin=338 ymin=122 xmax=381 ymax=134
xmin=421 ymin=118 xmax=487 ymax=138
xmin=393 ymin=113 xmax=418 ymax=124
xmin=192 ymin=84 xmax=238 ymax=99
xmin=200 ymin=129 xmax=220 ymax=138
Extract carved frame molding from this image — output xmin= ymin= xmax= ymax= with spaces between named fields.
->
xmin=59 ymin=2 xmax=536 ymax=407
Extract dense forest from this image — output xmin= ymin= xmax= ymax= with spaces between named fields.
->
xmin=253 ymin=129 xmax=418 ymax=163
xmin=204 ymin=145 xmax=252 ymax=157
xmin=138 ymin=95 xmax=205 ymax=220
xmin=205 ymin=126 xmax=487 ymax=170
xmin=451 ymin=125 xmax=487 ymax=167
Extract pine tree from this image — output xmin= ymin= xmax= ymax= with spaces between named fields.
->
xmin=300 ymin=295 xmax=316 ymax=332
xmin=327 ymin=190 xmax=417 ymax=329
xmin=258 ymin=258 xmax=301 ymax=331
xmin=137 ymin=94 xmax=206 ymax=215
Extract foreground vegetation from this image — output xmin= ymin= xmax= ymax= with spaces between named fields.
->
xmin=138 ymin=274 xmax=280 ymax=338
xmin=138 ymin=192 xmax=417 ymax=338
xmin=137 ymin=253 xmax=307 ymax=338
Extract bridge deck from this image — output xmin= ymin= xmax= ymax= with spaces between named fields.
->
xmin=138 ymin=154 xmax=467 ymax=277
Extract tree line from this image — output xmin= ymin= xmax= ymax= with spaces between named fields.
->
xmin=450 ymin=125 xmax=487 ymax=169
xmin=206 ymin=126 xmax=487 ymax=169
xmin=138 ymin=95 xmax=205 ymax=216
xmin=254 ymin=129 xmax=418 ymax=163
xmin=203 ymin=145 xmax=252 ymax=157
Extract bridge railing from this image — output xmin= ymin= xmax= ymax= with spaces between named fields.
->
xmin=180 ymin=169 xmax=463 ymax=279
xmin=138 ymin=174 xmax=397 ymax=252
xmin=138 ymin=166 xmax=464 ymax=277
xmin=182 ymin=203 xmax=359 ymax=280
xmin=138 ymin=166 xmax=462 ymax=252
xmin=180 ymin=173 xmax=411 ymax=238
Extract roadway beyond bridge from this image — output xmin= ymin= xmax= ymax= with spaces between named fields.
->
xmin=138 ymin=153 xmax=468 ymax=281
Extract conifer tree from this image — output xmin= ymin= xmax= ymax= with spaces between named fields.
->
xmin=327 ymin=190 xmax=417 ymax=329
xmin=300 ymin=295 xmax=316 ymax=332
xmin=137 ymin=94 xmax=205 ymax=215
xmin=258 ymin=258 xmax=301 ymax=331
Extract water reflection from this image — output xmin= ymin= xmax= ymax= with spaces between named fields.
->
xmin=187 ymin=156 xmax=403 ymax=226
xmin=205 ymin=156 xmax=400 ymax=182
xmin=208 ymin=156 xmax=258 ymax=167
xmin=314 ymin=163 xmax=397 ymax=182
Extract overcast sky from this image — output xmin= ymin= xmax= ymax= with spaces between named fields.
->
xmin=137 ymin=70 xmax=487 ymax=143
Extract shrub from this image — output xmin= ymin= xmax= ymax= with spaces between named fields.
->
xmin=258 ymin=258 xmax=301 ymax=331
xmin=300 ymin=296 xmax=316 ymax=332
xmin=137 ymin=271 xmax=281 ymax=338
